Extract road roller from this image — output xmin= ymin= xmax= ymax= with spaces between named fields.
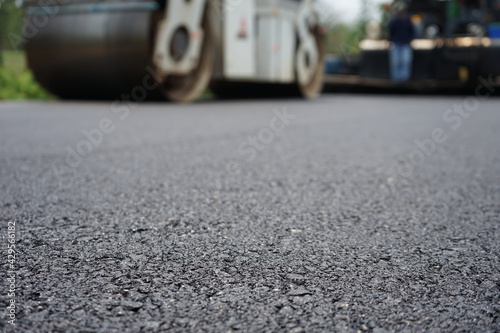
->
xmin=24 ymin=0 xmax=324 ymax=102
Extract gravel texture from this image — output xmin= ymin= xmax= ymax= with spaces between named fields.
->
xmin=0 ymin=95 xmax=499 ymax=332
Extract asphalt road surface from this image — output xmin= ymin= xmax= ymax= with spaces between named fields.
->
xmin=1 ymin=94 xmax=499 ymax=332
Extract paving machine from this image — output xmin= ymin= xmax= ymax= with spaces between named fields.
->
xmin=24 ymin=0 xmax=324 ymax=102
xmin=325 ymin=0 xmax=500 ymax=91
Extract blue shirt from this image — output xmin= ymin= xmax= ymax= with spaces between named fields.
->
xmin=389 ymin=16 xmax=416 ymax=45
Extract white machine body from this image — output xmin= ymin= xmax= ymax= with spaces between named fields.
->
xmin=153 ymin=0 xmax=319 ymax=84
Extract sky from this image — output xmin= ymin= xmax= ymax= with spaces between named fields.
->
xmin=320 ymin=0 xmax=390 ymax=23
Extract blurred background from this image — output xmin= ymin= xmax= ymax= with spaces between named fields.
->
xmin=2 ymin=0 xmax=500 ymax=100
xmin=0 ymin=0 xmax=383 ymax=100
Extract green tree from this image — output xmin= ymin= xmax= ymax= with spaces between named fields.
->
xmin=325 ymin=22 xmax=366 ymax=56
xmin=0 ymin=0 xmax=23 ymax=64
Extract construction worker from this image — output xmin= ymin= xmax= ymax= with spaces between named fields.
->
xmin=388 ymin=2 xmax=416 ymax=82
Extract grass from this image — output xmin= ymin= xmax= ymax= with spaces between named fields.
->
xmin=2 ymin=51 xmax=26 ymax=73
xmin=0 ymin=50 xmax=54 ymax=100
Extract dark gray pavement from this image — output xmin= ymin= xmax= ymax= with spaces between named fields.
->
xmin=0 ymin=94 xmax=499 ymax=332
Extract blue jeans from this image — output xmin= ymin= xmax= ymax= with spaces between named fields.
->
xmin=390 ymin=44 xmax=413 ymax=82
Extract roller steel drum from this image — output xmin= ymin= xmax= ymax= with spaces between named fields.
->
xmin=25 ymin=1 xmax=163 ymax=100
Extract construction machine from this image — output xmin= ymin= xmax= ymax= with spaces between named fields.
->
xmin=24 ymin=0 xmax=324 ymax=102
xmin=325 ymin=0 xmax=500 ymax=91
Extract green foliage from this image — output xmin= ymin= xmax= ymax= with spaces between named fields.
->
xmin=0 ymin=0 xmax=24 ymax=53
xmin=0 ymin=2 xmax=52 ymax=99
xmin=0 ymin=51 xmax=54 ymax=100
xmin=325 ymin=23 xmax=365 ymax=56
xmin=323 ymin=0 xmax=393 ymax=57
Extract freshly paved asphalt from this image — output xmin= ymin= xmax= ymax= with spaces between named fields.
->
xmin=0 ymin=94 xmax=499 ymax=332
